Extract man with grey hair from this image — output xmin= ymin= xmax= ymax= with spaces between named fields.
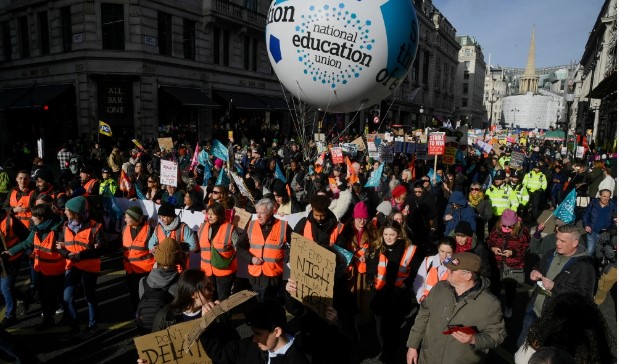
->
xmin=517 ymin=224 xmax=595 ymax=346
xmin=237 ymin=198 xmax=292 ymax=301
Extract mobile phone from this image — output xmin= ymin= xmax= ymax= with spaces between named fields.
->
xmin=442 ymin=325 xmax=478 ymax=335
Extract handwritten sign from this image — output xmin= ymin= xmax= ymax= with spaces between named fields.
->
xmin=428 ymin=132 xmax=445 ymax=155
xmin=233 ymin=207 xmax=252 ymax=229
xmin=442 ymin=146 xmax=457 ymax=165
xmin=509 ymin=151 xmax=526 ymax=168
xmin=351 ymin=136 xmax=366 ymax=151
xmin=134 ymin=291 xmax=257 ymax=364
xmin=289 ymin=233 xmax=335 ymax=319
xmin=230 ymin=172 xmax=254 ymax=204
xmin=160 ymin=160 xmax=178 ymax=187
xmin=157 ymin=137 xmax=174 ymax=152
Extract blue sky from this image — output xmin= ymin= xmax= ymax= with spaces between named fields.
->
xmin=433 ymin=0 xmax=605 ymax=68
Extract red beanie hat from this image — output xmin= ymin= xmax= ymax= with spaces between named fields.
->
xmin=391 ymin=185 xmax=407 ymax=199
xmin=353 ymin=202 xmax=369 ymax=219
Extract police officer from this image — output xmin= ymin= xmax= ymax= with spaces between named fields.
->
xmin=486 ymin=170 xmax=519 ymax=230
xmin=522 ymin=161 xmax=548 ymax=222
xmin=508 ymin=170 xmax=530 ymax=218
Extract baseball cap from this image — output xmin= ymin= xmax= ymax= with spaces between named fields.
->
xmin=445 ymin=252 xmax=481 ymax=274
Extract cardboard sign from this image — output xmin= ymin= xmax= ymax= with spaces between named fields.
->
xmin=428 ymin=132 xmax=446 ymax=155
xmin=509 ymin=151 xmax=526 ymax=168
xmin=233 ymin=207 xmax=252 ymax=229
xmin=230 ymin=172 xmax=255 ymax=204
xmin=134 ymin=290 xmax=257 ymax=364
xmin=157 ymin=137 xmax=174 ymax=152
xmin=330 ymin=147 xmax=344 ymax=164
xmin=442 ymin=146 xmax=457 ymax=165
xmin=351 ymin=136 xmax=366 ymax=151
xmin=160 ymin=160 xmax=178 ymax=187
xmin=289 ymin=233 xmax=335 ymax=319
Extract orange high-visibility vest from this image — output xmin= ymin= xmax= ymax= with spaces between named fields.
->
xmin=347 ymin=232 xmax=369 ymax=274
xmin=1 ymin=215 xmax=24 ymax=263
xmin=122 ymin=224 xmax=155 ymax=274
xmin=9 ymin=189 xmax=35 ymax=228
xmin=246 ymin=219 xmax=288 ymax=277
xmin=374 ymin=244 xmax=417 ymax=290
xmin=82 ymin=179 xmax=98 ymax=197
xmin=155 ymin=224 xmax=189 ymax=244
xmin=198 ymin=222 xmax=236 ymax=277
xmin=34 ymin=231 xmax=66 ymax=276
xmin=63 ymin=220 xmax=102 ymax=273
xmin=419 ymin=257 xmax=449 ymax=302
xmin=302 ymin=220 xmax=344 ymax=246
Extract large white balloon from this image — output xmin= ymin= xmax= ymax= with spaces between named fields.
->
xmin=266 ymin=0 xmax=419 ymax=113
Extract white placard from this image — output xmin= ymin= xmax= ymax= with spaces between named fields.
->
xmin=160 ymin=160 xmax=178 ymax=187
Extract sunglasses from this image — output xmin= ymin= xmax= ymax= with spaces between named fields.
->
xmin=470 ymin=188 xmax=481 ymax=191
xmin=212 ymin=190 xmax=221 ymax=195
xmin=147 ymin=180 xmax=155 ymax=183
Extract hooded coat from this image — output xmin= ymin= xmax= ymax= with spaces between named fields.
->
xmin=443 ymin=191 xmax=477 ymax=236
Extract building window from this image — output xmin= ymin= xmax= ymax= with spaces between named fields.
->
xmin=61 ymin=6 xmax=72 ymax=52
xmin=412 ymin=52 xmax=420 ymax=82
xmin=462 ymin=98 xmax=468 ymax=107
xmin=38 ymin=11 xmax=50 ymax=55
xmin=464 ymin=72 xmax=469 ymax=80
xmin=183 ymin=19 xmax=195 ymax=60
xmin=158 ymin=12 xmax=172 ymax=56
xmin=463 ymin=83 xmax=469 ymax=94
xmin=243 ymin=36 xmax=258 ymax=71
xmin=213 ymin=27 xmax=229 ymax=66
xmin=245 ymin=0 xmax=258 ymax=11
xmin=1 ymin=21 xmax=10 ymax=61
xmin=101 ymin=3 xmax=124 ymax=50
xmin=18 ymin=16 xmax=29 ymax=58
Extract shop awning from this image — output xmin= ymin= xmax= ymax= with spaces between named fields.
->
xmin=258 ymin=95 xmax=290 ymax=111
xmin=160 ymin=86 xmax=220 ymax=107
xmin=0 ymin=87 xmax=35 ymax=110
xmin=9 ymin=84 xmax=73 ymax=109
xmin=214 ymin=90 xmax=268 ymax=110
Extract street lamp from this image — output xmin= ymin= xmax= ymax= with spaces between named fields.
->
xmin=488 ymin=90 xmax=499 ymax=127
xmin=419 ymin=106 xmax=424 ymax=129
xmin=565 ymin=94 xmax=574 ymax=147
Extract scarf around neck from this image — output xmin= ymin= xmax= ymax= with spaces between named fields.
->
xmin=468 ymin=192 xmax=485 ymax=207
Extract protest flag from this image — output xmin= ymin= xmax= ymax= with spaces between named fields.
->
xmin=553 ymin=188 xmax=576 ymax=224
xmin=99 ymin=121 xmax=113 ymax=137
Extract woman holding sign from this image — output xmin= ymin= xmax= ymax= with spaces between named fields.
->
xmin=367 ymin=220 xmax=418 ymax=364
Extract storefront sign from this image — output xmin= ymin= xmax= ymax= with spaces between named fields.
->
xmin=98 ymin=81 xmax=133 ymax=127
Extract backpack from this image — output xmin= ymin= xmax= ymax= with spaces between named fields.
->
xmin=0 ymin=171 xmax=9 ymax=193
xmin=135 ymin=276 xmax=177 ymax=334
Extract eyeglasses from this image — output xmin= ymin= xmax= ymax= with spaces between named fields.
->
xmin=470 ymin=188 xmax=481 ymax=191
xmin=502 ymin=224 xmax=514 ymax=229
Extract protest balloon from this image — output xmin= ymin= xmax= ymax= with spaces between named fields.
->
xmin=266 ymin=0 xmax=419 ymax=113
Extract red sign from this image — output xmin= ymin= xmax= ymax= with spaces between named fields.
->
xmin=428 ymin=132 xmax=446 ymax=155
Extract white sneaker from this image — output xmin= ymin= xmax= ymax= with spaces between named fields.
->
xmin=504 ymin=307 xmax=512 ymax=318
xmin=55 ymin=307 xmax=64 ymax=315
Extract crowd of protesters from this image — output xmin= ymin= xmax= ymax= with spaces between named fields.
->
xmin=0 ymin=129 xmax=616 ymax=364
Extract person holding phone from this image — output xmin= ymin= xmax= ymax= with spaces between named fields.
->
xmin=406 ymin=252 xmax=506 ymax=364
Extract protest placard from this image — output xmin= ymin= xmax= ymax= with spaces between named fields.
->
xmin=340 ymin=143 xmax=358 ymax=156
xmin=160 ymin=160 xmax=178 ymax=187
xmin=442 ymin=146 xmax=457 ymax=165
xmin=157 ymin=137 xmax=174 ymax=152
xmin=289 ymin=233 xmax=335 ymax=319
xmin=428 ymin=132 xmax=446 ymax=155
xmin=233 ymin=207 xmax=252 ymax=229
xmin=380 ymin=146 xmax=394 ymax=163
xmin=230 ymin=172 xmax=254 ymax=204
xmin=330 ymin=147 xmax=344 ymax=164
xmin=509 ymin=151 xmax=526 ymax=168
xmin=351 ymin=136 xmax=366 ymax=151
xmin=133 ymin=290 xmax=257 ymax=364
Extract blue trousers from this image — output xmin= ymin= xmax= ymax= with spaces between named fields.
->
xmin=64 ymin=267 xmax=98 ymax=327
xmin=0 ymin=262 xmax=19 ymax=318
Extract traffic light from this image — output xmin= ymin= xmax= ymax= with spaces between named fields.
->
xmin=43 ymin=105 xmax=49 ymax=111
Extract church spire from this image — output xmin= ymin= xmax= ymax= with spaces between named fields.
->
xmin=519 ymin=26 xmax=539 ymax=94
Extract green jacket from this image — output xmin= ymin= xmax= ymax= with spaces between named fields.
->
xmin=407 ymin=277 xmax=506 ymax=364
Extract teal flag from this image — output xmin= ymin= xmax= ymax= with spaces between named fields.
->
xmin=275 ymin=161 xmax=287 ymax=183
xmin=364 ymin=162 xmax=384 ymax=188
xmin=212 ymin=140 xmax=229 ymax=162
xmin=553 ymin=188 xmax=576 ymax=223
xmin=134 ymin=183 xmax=146 ymax=200
xmin=216 ymin=170 xmax=230 ymax=186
